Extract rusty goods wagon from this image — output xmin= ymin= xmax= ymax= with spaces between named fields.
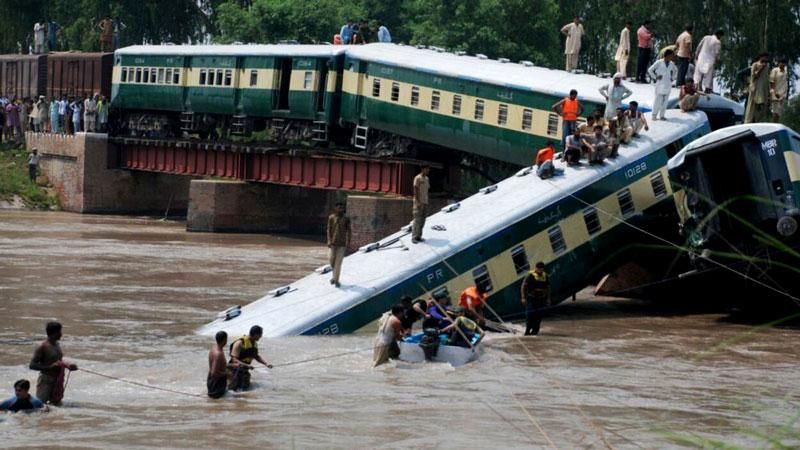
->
xmin=0 ymin=54 xmax=47 ymax=100
xmin=47 ymin=52 xmax=113 ymax=99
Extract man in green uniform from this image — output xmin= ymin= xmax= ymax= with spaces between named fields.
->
xmin=520 ymin=262 xmax=550 ymax=336
xmin=228 ymin=325 xmax=272 ymax=391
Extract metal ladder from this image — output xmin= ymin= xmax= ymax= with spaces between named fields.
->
xmin=354 ymin=125 xmax=368 ymax=149
xmin=231 ymin=115 xmax=248 ymax=136
xmin=270 ymin=118 xmax=286 ymax=139
xmin=180 ymin=111 xmax=195 ymax=132
xmin=312 ymin=121 xmax=328 ymax=142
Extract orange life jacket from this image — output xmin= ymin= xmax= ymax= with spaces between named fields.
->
xmin=459 ymin=287 xmax=486 ymax=309
xmin=562 ymin=98 xmax=579 ymax=121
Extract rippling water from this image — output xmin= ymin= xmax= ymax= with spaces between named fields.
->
xmin=0 ymin=210 xmax=798 ymax=449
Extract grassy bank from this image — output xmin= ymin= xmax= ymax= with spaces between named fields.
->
xmin=0 ymin=144 xmax=58 ymax=210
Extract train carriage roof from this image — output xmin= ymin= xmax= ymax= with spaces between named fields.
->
xmin=345 ymin=44 xmax=743 ymax=114
xmin=116 ymin=44 xmax=346 ymax=57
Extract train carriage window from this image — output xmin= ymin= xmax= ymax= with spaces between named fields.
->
xmin=522 ymin=109 xmax=533 ymax=131
xmin=372 ymin=78 xmax=381 ymax=97
xmin=216 ymin=69 xmax=224 ymax=86
xmin=474 ymin=99 xmax=484 ymax=120
xmin=511 ymin=245 xmax=530 ymax=275
xmin=249 ymin=70 xmax=258 ymax=87
xmin=617 ymin=188 xmax=635 ymax=218
xmin=150 ymin=69 xmax=157 ymax=84
xmin=547 ymin=113 xmax=559 ymax=136
xmin=303 ymin=71 xmax=313 ymax=90
xmin=411 ymin=86 xmax=420 ymax=106
xmin=391 ymin=82 xmax=400 ymax=101
xmin=157 ymin=68 xmax=165 ymax=84
xmin=120 ymin=67 xmax=128 ymax=83
xmin=650 ymin=172 xmax=667 ymax=199
xmin=142 ymin=68 xmax=150 ymax=83
xmin=431 ymin=91 xmax=440 ymax=111
xmin=135 ymin=68 xmax=142 ymax=83
xmin=165 ymin=68 xmax=173 ymax=85
xmin=583 ymin=207 xmax=601 ymax=236
xmin=432 ymin=286 xmax=450 ymax=302
xmin=199 ymin=69 xmax=207 ymax=85
xmin=548 ymin=225 xmax=567 ymax=255
xmin=173 ymin=70 xmax=180 ymax=85
xmin=498 ymin=104 xmax=508 ymax=125
xmin=472 ymin=265 xmax=494 ymax=293
xmin=452 ymin=95 xmax=462 ymax=115
xmin=224 ymin=69 xmax=233 ymax=86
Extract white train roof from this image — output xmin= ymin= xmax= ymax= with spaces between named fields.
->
xmin=199 ymin=109 xmax=709 ymax=338
xmin=346 ymin=44 xmax=743 ymax=114
xmin=116 ymin=44 xmax=346 ymax=57
xmin=669 ymin=123 xmax=799 ymax=169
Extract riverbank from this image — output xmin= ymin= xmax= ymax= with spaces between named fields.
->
xmin=0 ymin=143 xmax=58 ymax=210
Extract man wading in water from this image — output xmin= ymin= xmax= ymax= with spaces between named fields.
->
xmin=228 ymin=325 xmax=272 ymax=391
xmin=29 ymin=321 xmax=78 ymax=405
xmin=208 ymin=331 xmax=235 ymax=399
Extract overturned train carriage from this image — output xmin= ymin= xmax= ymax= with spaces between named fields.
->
xmin=111 ymin=45 xmax=346 ymax=140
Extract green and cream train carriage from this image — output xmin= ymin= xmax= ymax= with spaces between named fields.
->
xmin=111 ymin=45 xmax=346 ymax=139
xmin=201 ymin=109 xmax=710 ymax=338
xmin=338 ymin=44 xmax=742 ymax=167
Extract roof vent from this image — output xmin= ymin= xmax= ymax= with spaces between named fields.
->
xmin=435 ymin=47 xmax=445 ymax=53
xmin=416 ymin=44 xmax=427 ymax=49
xmin=476 ymin=54 xmax=488 ymax=60
xmin=456 ymin=51 xmax=467 ymax=56
xmin=269 ymin=285 xmax=292 ymax=297
xmin=516 ymin=167 xmax=533 ymax=177
xmin=599 ymin=72 xmax=612 ymax=78
xmin=232 ymin=41 xmax=243 ymax=45
xmin=315 ymin=265 xmax=332 ymax=274
xmin=480 ymin=185 xmax=498 ymax=194
xmin=359 ymin=242 xmax=380 ymax=253
xmin=441 ymin=202 xmax=461 ymax=213
xmin=498 ymin=57 xmax=510 ymax=63
xmin=520 ymin=60 xmax=534 ymax=67
xmin=217 ymin=305 xmax=242 ymax=321
xmin=574 ymin=69 xmax=585 ymax=74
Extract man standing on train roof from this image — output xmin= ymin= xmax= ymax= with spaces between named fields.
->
xmin=340 ymin=20 xmax=354 ymax=45
xmin=459 ymin=284 xmax=488 ymax=327
xmin=745 ymin=52 xmax=771 ymax=124
xmin=327 ymin=202 xmax=351 ymax=288
xmin=208 ymin=331 xmax=233 ymax=399
xmin=614 ymin=22 xmax=632 ymax=79
xmin=675 ymin=25 xmax=693 ymax=87
xmin=535 ymin=141 xmax=556 ymax=179
xmin=648 ymin=49 xmax=678 ymax=121
xmin=29 ymin=321 xmax=78 ymax=406
xmin=228 ymin=325 xmax=272 ymax=392
xmin=770 ymin=58 xmax=789 ymax=122
xmin=521 ymin=262 xmax=550 ymax=336
xmin=377 ymin=25 xmax=391 ymax=43
xmin=635 ymin=20 xmax=655 ymax=83
xmin=0 ymin=380 xmax=47 ymax=413
xmin=599 ymin=73 xmax=633 ymax=120
xmin=552 ymin=89 xmax=583 ymax=152
xmin=33 ymin=22 xmax=46 ymax=54
xmin=411 ymin=165 xmax=430 ymax=244
xmin=561 ymin=16 xmax=584 ymax=72
xmin=694 ymin=30 xmax=724 ymax=94
xmin=98 ymin=16 xmax=114 ymax=53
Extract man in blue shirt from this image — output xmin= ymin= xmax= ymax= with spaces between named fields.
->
xmin=340 ymin=21 xmax=353 ymax=45
xmin=0 ymin=380 xmax=46 ymax=413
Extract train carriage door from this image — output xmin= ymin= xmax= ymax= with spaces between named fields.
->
xmin=274 ymin=58 xmax=292 ymax=110
xmin=316 ymin=59 xmax=328 ymax=113
xmin=68 ymin=60 xmax=79 ymax=96
xmin=5 ymin=62 xmax=17 ymax=98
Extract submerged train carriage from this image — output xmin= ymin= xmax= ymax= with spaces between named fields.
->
xmin=111 ymin=45 xmax=346 ymax=139
xmin=668 ymin=124 xmax=800 ymax=301
xmin=339 ymin=44 xmax=742 ymax=167
xmin=200 ymin=110 xmax=710 ymax=338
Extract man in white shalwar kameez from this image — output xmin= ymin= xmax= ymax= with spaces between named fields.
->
xmin=599 ymin=73 xmax=633 ymax=119
xmin=614 ymin=22 xmax=632 ymax=78
xmin=561 ymin=17 xmax=585 ymax=72
xmin=648 ymin=49 xmax=678 ymax=121
xmin=693 ymin=30 xmax=723 ymax=93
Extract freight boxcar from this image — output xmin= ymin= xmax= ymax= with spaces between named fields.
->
xmin=0 ymin=54 xmax=47 ymax=100
xmin=47 ymin=52 xmax=113 ymax=99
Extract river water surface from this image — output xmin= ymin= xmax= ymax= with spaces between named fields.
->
xmin=0 ymin=211 xmax=798 ymax=449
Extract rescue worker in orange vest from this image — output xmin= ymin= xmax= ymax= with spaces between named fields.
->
xmin=551 ymin=89 xmax=583 ymax=152
xmin=459 ymin=284 xmax=488 ymax=327
xmin=535 ymin=141 xmax=556 ymax=179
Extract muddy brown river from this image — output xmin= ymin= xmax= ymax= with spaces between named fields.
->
xmin=0 ymin=210 xmax=798 ymax=449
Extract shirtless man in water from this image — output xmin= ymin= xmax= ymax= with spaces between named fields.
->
xmin=29 ymin=322 xmax=78 ymax=405
xmin=207 ymin=331 xmax=232 ymax=399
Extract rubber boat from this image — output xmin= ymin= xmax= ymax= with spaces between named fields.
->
xmin=398 ymin=331 xmax=481 ymax=367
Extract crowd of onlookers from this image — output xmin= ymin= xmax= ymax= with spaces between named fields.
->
xmin=0 ymin=94 xmax=109 ymax=145
xmin=334 ymin=21 xmax=391 ymax=45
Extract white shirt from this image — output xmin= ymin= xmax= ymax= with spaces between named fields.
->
xmin=695 ymin=35 xmax=721 ymax=73
xmin=648 ymin=59 xmax=677 ymax=95
xmin=561 ymin=22 xmax=584 ymax=55
xmin=770 ymin=67 xmax=788 ymax=100
xmin=28 ymin=153 xmax=40 ymax=165
xmin=614 ymin=27 xmax=630 ymax=61
xmin=599 ymin=82 xmax=633 ymax=117
xmin=34 ymin=23 xmax=45 ymax=44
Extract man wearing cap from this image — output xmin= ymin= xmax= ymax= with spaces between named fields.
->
xmin=411 ymin=166 xmax=430 ymax=244
xmin=599 ymin=73 xmax=633 ymax=120
xmin=441 ymin=306 xmax=484 ymax=348
xmin=520 ymin=262 xmax=550 ymax=336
